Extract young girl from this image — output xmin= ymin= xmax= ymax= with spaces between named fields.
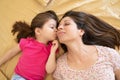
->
xmin=0 ymin=10 xmax=59 ymax=80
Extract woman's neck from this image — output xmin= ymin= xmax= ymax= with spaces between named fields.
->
xmin=66 ymin=40 xmax=95 ymax=62
xmin=67 ymin=40 xmax=87 ymax=55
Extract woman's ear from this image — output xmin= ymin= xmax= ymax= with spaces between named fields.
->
xmin=79 ymin=29 xmax=85 ymax=37
xmin=35 ymin=28 xmax=41 ymax=35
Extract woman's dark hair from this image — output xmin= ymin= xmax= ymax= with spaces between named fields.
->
xmin=60 ymin=10 xmax=120 ymax=52
xmin=11 ymin=10 xmax=58 ymax=43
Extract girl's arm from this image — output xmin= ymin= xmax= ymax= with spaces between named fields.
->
xmin=115 ymin=69 xmax=120 ymax=80
xmin=0 ymin=44 xmax=21 ymax=66
xmin=46 ymin=40 xmax=58 ymax=74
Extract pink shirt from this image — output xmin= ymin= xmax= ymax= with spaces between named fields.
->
xmin=15 ymin=38 xmax=52 ymax=80
xmin=53 ymin=45 xmax=120 ymax=80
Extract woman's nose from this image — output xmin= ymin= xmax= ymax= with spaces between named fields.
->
xmin=57 ymin=25 xmax=63 ymax=30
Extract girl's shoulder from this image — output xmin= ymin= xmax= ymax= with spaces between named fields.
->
xmin=19 ymin=37 xmax=35 ymax=49
xmin=20 ymin=37 xmax=34 ymax=42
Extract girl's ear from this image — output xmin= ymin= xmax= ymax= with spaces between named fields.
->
xmin=35 ymin=28 xmax=41 ymax=35
xmin=79 ymin=29 xmax=85 ymax=37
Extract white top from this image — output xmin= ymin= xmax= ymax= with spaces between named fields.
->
xmin=53 ymin=45 xmax=120 ymax=80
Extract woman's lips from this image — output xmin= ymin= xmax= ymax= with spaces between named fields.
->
xmin=57 ymin=31 xmax=65 ymax=36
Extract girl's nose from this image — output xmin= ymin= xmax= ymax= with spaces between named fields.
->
xmin=54 ymin=28 xmax=57 ymax=32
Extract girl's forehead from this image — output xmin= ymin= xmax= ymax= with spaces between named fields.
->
xmin=48 ymin=18 xmax=56 ymax=21
xmin=46 ymin=19 xmax=56 ymax=23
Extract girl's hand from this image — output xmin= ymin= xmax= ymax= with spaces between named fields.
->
xmin=51 ymin=40 xmax=59 ymax=53
xmin=46 ymin=40 xmax=58 ymax=73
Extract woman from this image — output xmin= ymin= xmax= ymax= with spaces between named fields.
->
xmin=53 ymin=11 xmax=120 ymax=80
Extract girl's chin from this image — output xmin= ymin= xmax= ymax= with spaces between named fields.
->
xmin=50 ymin=38 xmax=57 ymax=41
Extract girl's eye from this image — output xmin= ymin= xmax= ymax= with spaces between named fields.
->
xmin=50 ymin=26 xmax=55 ymax=29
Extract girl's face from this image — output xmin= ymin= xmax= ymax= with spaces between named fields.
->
xmin=57 ymin=17 xmax=83 ymax=43
xmin=39 ymin=19 xmax=57 ymax=41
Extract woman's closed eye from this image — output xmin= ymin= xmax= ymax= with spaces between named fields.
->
xmin=64 ymin=23 xmax=70 ymax=26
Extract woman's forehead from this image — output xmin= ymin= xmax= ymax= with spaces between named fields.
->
xmin=60 ymin=17 xmax=73 ymax=22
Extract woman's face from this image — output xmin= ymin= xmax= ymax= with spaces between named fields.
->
xmin=57 ymin=17 xmax=82 ymax=43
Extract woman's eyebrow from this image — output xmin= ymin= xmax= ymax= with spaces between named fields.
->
xmin=64 ymin=20 xmax=71 ymax=22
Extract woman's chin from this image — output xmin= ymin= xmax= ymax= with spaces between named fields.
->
xmin=59 ymin=39 xmax=66 ymax=43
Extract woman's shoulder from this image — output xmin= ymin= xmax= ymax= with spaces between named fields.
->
xmin=96 ymin=45 xmax=118 ymax=52
xmin=96 ymin=45 xmax=120 ymax=70
xmin=96 ymin=45 xmax=120 ymax=57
